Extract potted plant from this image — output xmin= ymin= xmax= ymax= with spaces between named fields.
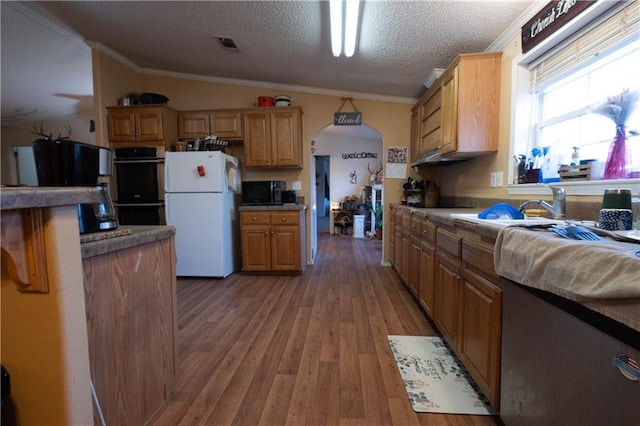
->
xmin=374 ymin=206 xmax=383 ymax=240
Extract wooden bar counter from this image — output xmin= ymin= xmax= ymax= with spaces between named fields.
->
xmin=0 ymin=187 xmax=177 ymax=425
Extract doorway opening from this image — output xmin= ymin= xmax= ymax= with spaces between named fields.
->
xmin=315 ymin=155 xmax=331 ymax=233
xmin=308 ymin=123 xmax=384 ymax=263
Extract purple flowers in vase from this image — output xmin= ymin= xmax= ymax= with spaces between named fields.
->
xmin=590 ymin=89 xmax=639 ymax=179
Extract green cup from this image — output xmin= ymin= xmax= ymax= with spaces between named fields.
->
xmin=601 ymin=189 xmax=632 ymax=209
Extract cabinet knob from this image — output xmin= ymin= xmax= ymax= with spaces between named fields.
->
xmin=253 ymin=217 xmax=257 ymax=221
xmin=281 ymin=217 xmax=286 ymax=222
xmin=265 ymin=231 xmax=269 ymax=235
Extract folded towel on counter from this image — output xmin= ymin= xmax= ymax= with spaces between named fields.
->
xmin=494 ymin=226 xmax=640 ymax=301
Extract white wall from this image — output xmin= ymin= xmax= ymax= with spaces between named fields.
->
xmin=313 ymin=127 xmax=383 ymax=206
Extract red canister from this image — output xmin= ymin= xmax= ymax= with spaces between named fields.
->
xmin=256 ymin=96 xmax=274 ymax=107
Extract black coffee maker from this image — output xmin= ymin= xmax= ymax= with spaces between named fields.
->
xmin=33 ymin=138 xmax=118 ymax=234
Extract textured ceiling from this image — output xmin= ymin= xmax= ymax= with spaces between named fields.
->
xmin=1 ymin=0 xmax=541 ymax=126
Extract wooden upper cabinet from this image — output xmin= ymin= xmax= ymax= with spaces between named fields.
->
xmin=411 ymin=52 xmax=501 ymax=161
xmin=443 ymin=53 xmax=501 ymax=157
xmin=270 ymin=109 xmax=301 ymax=167
xmin=211 ymin=110 xmax=243 ymax=138
xmin=420 ymin=86 xmax=443 ymax=156
xmin=178 ymin=111 xmax=209 ymax=139
xmin=244 ymin=107 xmax=302 ymax=168
xmin=107 ymin=105 xmax=177 ymax=145
xmin=440 ymin=67 xmax=458 ymax=156
xmin=178 ymin=110 xmax=243 ymax=139
xmin=244 ymin=112 xmax=271 ymax=166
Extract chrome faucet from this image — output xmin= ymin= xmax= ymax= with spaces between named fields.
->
xmin=518 ymin=185 xmax=566 ymax=219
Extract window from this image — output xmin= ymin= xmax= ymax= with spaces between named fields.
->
xmin=536 ymin=40 xmax=640 ymax=179
xmin=509 ymin=1 xmax=640 ymax=195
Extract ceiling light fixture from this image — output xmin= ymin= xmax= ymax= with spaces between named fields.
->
xmin=330 ymin=0 xmax=361 ymax=58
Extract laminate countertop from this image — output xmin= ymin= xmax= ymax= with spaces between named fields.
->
xmin=80 ymin=226 xmax=176 ymax=259
xmin=391 ymin=203 xmax=640 ymax=333
xmin=239 ymin=204 xmax=307 ymax=211
xmin=0 ymin=186 xmax=100 ymax=210
xmin=0 ymin=187 xmax=176 ymax=260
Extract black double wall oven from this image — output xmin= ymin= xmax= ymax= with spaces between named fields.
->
xmin=113 ymin=147 xmax=165 ymax=225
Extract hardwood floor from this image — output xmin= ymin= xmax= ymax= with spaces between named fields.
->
xmin=150 ymin=234 xmax=499 ymax=425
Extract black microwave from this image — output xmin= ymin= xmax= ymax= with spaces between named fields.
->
xmin=241 ymin=181 xmax=285 ymax=205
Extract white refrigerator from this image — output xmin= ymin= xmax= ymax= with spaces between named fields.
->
xmin=165 ymin=151 xmax=240 ymax=278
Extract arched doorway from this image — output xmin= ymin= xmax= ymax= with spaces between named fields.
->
xmin=308 ymin=123 xmax=384 ymax=262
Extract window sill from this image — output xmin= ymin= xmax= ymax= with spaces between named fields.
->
xmin=506 ymin=178 xmax=640 ymax=196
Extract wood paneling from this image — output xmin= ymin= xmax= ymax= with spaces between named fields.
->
xmin=83 ymin=238 xmax=177 ymax=426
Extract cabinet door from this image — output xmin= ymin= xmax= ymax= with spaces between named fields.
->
xmin=459 ymin=269 xmax=502 ymax=408
xmin=136 ymin=109 xmax=164 ymax=142
xmin=440 ymin=67 xmax=459 ymax=155
xmin=434 ymin=252 xmax=462 ymax=350
xmin=418 ymin=241 xmax=435 ymax=317
xmin=210 ymin=111 xmax=243 ymax=139
xmin=408 ymin=237 xmax=421 ymax=297
xmin=410 ymin=107 xmax=420 ymax=162
xmin=393 ymin=227 xmax=402 ymax=275
xmin=271 ymin=225 xmax=300 ymax=271
xmin=420 ymin=87 xmax=442 ymax=155
xmin=244 ymin=112 xmax=272 ymax=166
xmin=270 ymin=110 xmax=301 ymax=167
xmin=108 ymin=110 xmax=137 ymax=142
xmin=241 ymin=225 xmax=271 ymax=270
xmin=178 ymin=112 xmax=210 ymax=139
xmin=399 ymin=232 xmax=410 ymax=285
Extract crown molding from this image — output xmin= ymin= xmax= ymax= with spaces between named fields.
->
xmin=88 ymin=40 xmax=416 ymax=105
xmin=486 ymin=1 xmax=547 ymax=52
xmin=141 ymin=68 xmax=417 ymax=105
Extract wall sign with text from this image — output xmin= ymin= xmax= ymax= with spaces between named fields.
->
xmin=521 ymin=0 xmax=595 ymax=53
xmin=334 ymin=112 xmax=362 ymax=126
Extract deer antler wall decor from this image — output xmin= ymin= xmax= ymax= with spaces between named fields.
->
xmin=31 ymin=122 xmax=72 ymax=140
xmin=367 ymin=161 xmax=384 ymax=185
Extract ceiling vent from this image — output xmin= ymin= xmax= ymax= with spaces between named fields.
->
xmin=215 ymin=36 xmax=240 ymax=52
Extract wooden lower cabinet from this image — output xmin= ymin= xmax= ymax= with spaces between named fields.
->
xmin=418 ymin=244 xmax=436 ymax=316
xmin=459 ymin=269 xmax=502 ymax=407
xmin=408 ymin=237 xmax=421 ymax=297
xmin=82 ymin=237 xmax=177 ymax=426
xmin=390 ymin=206 xmax=503 ymax=409
xmin=392 ymin=210 xmax=410 ymax=284
xmin=434 ymin=251 xmax=462 ymax=349
xmin=418 ymin=220 xmax=436 ymax=316
xmin=407 ymin=216 xmax=422 ymax=297
xmin=240 ymin=209 xmax=306 ymax=273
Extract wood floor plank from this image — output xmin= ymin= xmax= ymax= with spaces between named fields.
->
xmin=339 ymin=322 xmax=366 ymax=421
xmin=149 ymin=233 xmax=500 ymax=426
xmin=258 ymin=374 xmax=296 ymax=426
xmin=359 ymin=353 xmax=394 ymax=425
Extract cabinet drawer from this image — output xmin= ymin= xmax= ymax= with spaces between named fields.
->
xmin=420 ymin=88 xmax=441 ymax=120
xmin=240 ymin=211 xmax=270 ymax=225
xmin=401 ymin=212 xmax=411 ymax=229
xmin=437 ymin=227 xmax=461 ymax=258
xmin=421 ymin=108 xmax=441 ymax=137
xmin=421 ymin=219 xmax=436 ymax=241
xmin=270 ymin=211 xmax=299 ymax=225
xmin=410 ymin=216 xmax=421 ymax=236
xmin=462 ymin=239 xmax=499 ymax=280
